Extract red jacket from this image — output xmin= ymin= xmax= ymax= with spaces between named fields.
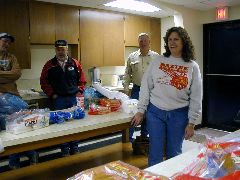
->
xmin=40 ymin=56 xmax=86 ymax=97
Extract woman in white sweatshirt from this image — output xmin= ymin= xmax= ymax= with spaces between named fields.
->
xmin=131 ymin=27 xmax=202 ymax=166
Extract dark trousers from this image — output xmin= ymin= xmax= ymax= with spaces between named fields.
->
xmin=53 ymin=95 xmax=79 ymax=153
xmin=129 ymin=85 xmax=148 ymax=142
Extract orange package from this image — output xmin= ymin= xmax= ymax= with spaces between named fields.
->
xmin=99 ymin=99 xmax=122 ymax=112
xmin=67 ymin=161 xmax=169 ymax=180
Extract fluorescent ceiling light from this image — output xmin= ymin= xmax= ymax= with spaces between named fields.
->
xmin=104 ymin=0 xmax=160 ymax=12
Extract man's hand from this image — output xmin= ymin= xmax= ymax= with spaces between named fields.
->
xmin=131 ymin=112 xmax=144 ymax=127
xmin=185 ymin=123 xmax=195 ymax=140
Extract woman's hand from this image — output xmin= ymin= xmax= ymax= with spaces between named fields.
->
xmin=185 ymin=123 xmax=195 ymax=140
xmin=131 ymin=112 xmax=144 ymax=127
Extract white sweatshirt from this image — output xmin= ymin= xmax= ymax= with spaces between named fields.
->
xmin=137 ymin=55 xmax=202 ymax=125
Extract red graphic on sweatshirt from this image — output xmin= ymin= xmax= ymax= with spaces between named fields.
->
xmin=159 ymin=63 xmax=189 ymax=90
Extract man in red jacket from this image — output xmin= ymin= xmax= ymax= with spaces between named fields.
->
xmin=40 ymin=40 xmax=86 ymax=156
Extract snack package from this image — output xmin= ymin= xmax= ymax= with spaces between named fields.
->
xmin=67 ymin=160 xmax=169 ymax=180
xmin=6 ymin=109 xmax=50 ymax=134
xmin=88 ymin=100 xmax=111 ymax=115
xmin=99 ymin=99 xmax=122 ymax=112
xmin=172 ymin=137 xmax=240 ymax=180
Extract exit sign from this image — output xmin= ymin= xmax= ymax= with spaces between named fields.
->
xmin=216 ymin=7 xmax=228 ymax=20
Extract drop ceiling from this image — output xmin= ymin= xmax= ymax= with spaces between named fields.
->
xmin=37 ymin=0 xmax=240 ymax=18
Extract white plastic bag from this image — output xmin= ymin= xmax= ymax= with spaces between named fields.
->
xmin=122 ymin=99 xmax=138 ymax=114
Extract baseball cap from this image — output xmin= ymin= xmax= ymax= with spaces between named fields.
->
xmin=55 ymin=40 xmax=68 ymax=48
xmin=0 ymin=33 xmax=15 ymax=42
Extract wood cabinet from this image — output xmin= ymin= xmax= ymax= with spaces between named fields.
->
xmin=30 ymin=2 xmax=79 ymax=44
xmin=55 ymin=5 xmax=79 ymax=44
xmin=29 ymin=1 xmax=55 ymax=44
xmin=124 ymin=15 xmax=150 ymax=46
xmin=149 ymin=18 xmax=161 ymax=53
xmin=124 ymin=15 xmax=161 ymax=54
xmin=80 ymin=9 xmax=124 ymax=68
xmin=0 ymin=0 xmax=31 ymax=69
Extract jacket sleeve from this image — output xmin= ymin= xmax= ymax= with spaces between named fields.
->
xmin=188 ymin=62 xmax=203 ymax=125
xmin=123 ymin=56 xmax=132 ymax=93
xmin=74 ymin=59 xmax=86 ymax=94
xmin=0 ymin=55 xmax=21 ymax=83
xmin=40 ymin=61 xmax=54 ymax=97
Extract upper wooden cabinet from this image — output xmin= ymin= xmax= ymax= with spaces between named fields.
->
xmin=0 ymin=0 xmax=31 ymax=69
xmin=124 ymin=15 xmax=161 ymax=53
xmin=80 ymin=9 xmax=124 ymax=68
xmin=30 ymin=1 xmax=55 ymax=44
xmin=30 ymin=1 xmax=79 ymax=44
xmin=124 ymin=15 xmax=150 ymax=46
xmin=55 ymin=5 xmax=79 ymax=44
xmin=149 ymin=18 xmax=161 ymax=53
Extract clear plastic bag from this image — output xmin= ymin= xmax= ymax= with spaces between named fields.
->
xmin=5 ymin=108 xmax=50 ymax=134
xmin=0 ymin=93 xmax=28 ymax=114
xmin=67 ymin=160 xmax=169 ymax=180
xmin=0 ymin=93 xmax=28 ymax=130
xmin=172 ymin=137 xmax=240 ymax=180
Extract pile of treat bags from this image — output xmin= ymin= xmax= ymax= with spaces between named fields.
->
xmin=67 ymin=160 xmax=168 ymax=180
xmin=172 ymin=137 xmax=240 ymax=180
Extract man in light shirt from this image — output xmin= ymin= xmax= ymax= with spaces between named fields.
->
xmin=123 ymin=33 xmax=159 ymax=145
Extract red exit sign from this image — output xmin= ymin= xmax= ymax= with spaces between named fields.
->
xmin=216 ymin=7 xmax=228 ymax=20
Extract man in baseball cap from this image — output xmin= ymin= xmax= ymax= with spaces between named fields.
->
xmin=0 ymin=32 xmax=15 ymax=42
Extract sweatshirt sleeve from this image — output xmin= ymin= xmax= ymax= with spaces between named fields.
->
xmin=137 ymin=61 xmax=154 ymax=113
xmin=188 ymin=62 xmax=203 ymax=125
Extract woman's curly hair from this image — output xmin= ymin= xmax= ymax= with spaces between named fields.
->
xmin=163 ymin=27 xmax=195 ymax=62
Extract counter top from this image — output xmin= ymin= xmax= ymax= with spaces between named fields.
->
xmin=0 ymin=111 xmax=133 ymax=148
xmin=145 ymin=129 xmax=240 ymax=178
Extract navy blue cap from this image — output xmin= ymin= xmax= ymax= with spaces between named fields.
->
xmin=0 ymin=33 xmax=15 ymax=42
xmin=55 ymin=40 xmax=68 ymax=47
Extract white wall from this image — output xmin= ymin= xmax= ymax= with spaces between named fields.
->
xmin=160 ymin=16 xmax=175 ymax=54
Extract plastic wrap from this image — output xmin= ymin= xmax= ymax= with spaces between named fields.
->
xmin=49 ymin=106 xmax=85 ymax=124
xmin=67 ymin=160 xmax=169 ymax=180
xmin=172 ymin=137 xmax=240 ymax=180
xmin=0 ymin=93 xmax=28 ymax=130
xmin=0 ymin=93 xmax=28 ymax=114
xmin=5 ymin=109 xmax=50 ymax=134
xmin=99 ymin=99 xmax=122 ymax=112
xmin=122 ymin=99 xmax=139 ymax=114
xmin=92 ymin=83 xmax=129 ymax=102
xmin=88 ymin=99 xmax=111 ymax=115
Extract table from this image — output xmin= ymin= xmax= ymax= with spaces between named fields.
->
xmin=0 ymin=111 xmax=132 ymax=157
xmin=145 ymin=129 xmax=240 ymax=178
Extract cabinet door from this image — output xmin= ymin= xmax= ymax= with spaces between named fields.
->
xmin=30 ymin=1 xmax=55 ymax=44
xmin=103 ymin=12 xmax=124 ymax=66
xmin=150 ymin=18 xmax=161 ymax=54
xmin=55 ymin=5 xmax=79 ymax=44
xmin=0 ymin=0 xmax=30 ymax=69
xmin=80 ymin=9 xmax=104 ymax=69
xmin=124 ymin=15 xmax=150 ymax=46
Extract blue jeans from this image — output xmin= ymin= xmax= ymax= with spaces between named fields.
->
xmin=129 ymin=85 xmax=148 ymax=142
xmin=146 ymin=103 xmax=188 ymax=167
xmin=53 ymin=95 xmax=77 ymax=110
xmin=53 ymin=95 xmax=79 ymax=154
